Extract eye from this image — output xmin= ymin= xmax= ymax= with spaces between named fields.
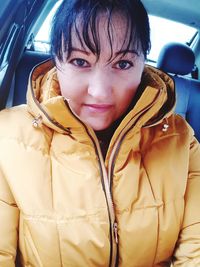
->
xmin=114 ymin=60 xmax=133 ymax=70
xmin=70 ymin=58 xmax=90 ymax=68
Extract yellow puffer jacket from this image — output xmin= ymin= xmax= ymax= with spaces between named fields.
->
xmin=0 ymin=61 xmax=200 ymax=267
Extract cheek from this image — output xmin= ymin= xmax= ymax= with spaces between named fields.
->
xmin=117 ymin=60 xmax=144 ymax=94
xmin=57 ymin=70 xmax=86 ymax=99
xmin=118 ymin=74 xmax=142 ymax=99
xmin=115 ymin=73 xmax=143 ymax=110
xmin=118 ymin=87 xmax=137 ymax=107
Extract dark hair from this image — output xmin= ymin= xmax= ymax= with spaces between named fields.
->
xmin=50 ymin=0 xmax=151 ymax=62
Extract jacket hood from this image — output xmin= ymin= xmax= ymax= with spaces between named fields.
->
xmin=26 ymin=60 xmax=175 ymax=134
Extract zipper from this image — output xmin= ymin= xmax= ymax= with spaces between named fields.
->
xmin=107 ymin=85 xmax=167 ymax=188
xmin=107 ymin=97 xmax=159 ymax=186
xmin=104 ymin=111 xmax=150 ymax=265
xmin=105 ymin=98 xmax=166 ymax=263
xmin=85 ymin=126 xmax=118 ymax=267
xmin=113 ymin=222 xmax=118 ymax=244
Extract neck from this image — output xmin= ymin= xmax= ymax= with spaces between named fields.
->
xmin=95 ymin=117 xmax=122 ymax=160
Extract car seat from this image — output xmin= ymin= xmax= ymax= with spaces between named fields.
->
xmin=157 ymin=42 xmax=200 ymax=142
xmin=13 ymin=50 xmax=50 ymax=106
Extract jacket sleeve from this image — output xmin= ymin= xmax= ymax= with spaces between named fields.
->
xmin=0 ymin=167 xmax=19 ymax=267
xmin=171 ymin=135 xmax=200 ymax=266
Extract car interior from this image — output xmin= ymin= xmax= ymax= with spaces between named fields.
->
xmin=0 ymin=0 xmax=200 ymax=141
xmin=157 ymin=42 xmax=200 ymax=141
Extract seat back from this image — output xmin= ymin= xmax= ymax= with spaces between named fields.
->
xmin=157 ymin=42 xmax=200 ymax=142
xmin=13 ymin=50 xmax=50 ymax=106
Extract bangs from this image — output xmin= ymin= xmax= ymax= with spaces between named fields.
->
xmin=51 ymin=0 xmax=151 ymax=62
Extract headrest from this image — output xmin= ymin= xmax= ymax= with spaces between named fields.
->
xmin=157 ymin=42 xmax=195 ymax=75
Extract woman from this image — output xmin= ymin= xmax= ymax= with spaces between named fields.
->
xmin=0 ymin=0 xmax=200 ymax=266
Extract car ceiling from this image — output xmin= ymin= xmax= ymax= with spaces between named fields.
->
xmin=142 ymin=0 xmax=200 ymax=29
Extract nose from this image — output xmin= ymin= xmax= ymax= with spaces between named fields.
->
xmin=88 ymin=70 xmax=112 ymax=100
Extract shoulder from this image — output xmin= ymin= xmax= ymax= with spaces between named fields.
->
xmin=0 ymin=105 xmax=52 ymax=154
xmin=0 ymin=105 xmax=32 ymax=137
xmin=0 ymin=105 xmax=37 ymax=137
xmin=0 ymin=104 xmax=31 ymax=125
xmin=164 ymin=113 xmax=195 ymax=142
xmin=141 ymin=114 xmax=195 ymax=151
xmin=169 ymin=113 xmax=193 ymax=134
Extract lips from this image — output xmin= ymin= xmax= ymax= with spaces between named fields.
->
xmin=83 ymin=103 xmax=113 ymax=113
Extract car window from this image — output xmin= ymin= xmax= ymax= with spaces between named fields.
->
xmin=33 ymin=2 xmax=197 ymax=64
xmin=33 ymin=0 xmax=62 ymax=53
xmin=148 ymin=16 xmax=197 ymax=64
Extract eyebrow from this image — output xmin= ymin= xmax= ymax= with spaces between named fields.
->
xmin=115 ymin=49 xmax=139 ymax=56
xmin=70 ymin=47 xmax=139 ymax=58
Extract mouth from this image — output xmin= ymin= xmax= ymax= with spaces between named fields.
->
xmin=83 ymin=103 xmax=113 ymax=113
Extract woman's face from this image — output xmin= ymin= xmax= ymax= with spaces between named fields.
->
xmin=56 ymin=14 xmax=145 ymax=131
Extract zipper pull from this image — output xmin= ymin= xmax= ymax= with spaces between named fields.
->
xmin=113 ymin=222 xmax=118 ymax=244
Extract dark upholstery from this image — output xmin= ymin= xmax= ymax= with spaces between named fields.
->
xmin=157 ymin=42 xmax=200 ymax=142
xmin=157 ymin=42 xmax=195 ymax=75
xmin=14 ymin=50 xmax=50 ymax=106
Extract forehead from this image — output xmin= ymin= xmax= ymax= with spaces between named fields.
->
xmin=71 ymin=12 xmax=132 ymax=51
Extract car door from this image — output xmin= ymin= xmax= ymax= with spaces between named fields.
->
xmin=0 ymin=0 xmax=54 ymax=110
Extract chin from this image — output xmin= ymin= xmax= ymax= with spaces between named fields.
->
xmin=88 ymin=122 xmax=112 ymax=131
xmin=83 ymin=117 xmax=114 ymax=131
xmin=90 ymin=125 xmax=108 ymax=131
